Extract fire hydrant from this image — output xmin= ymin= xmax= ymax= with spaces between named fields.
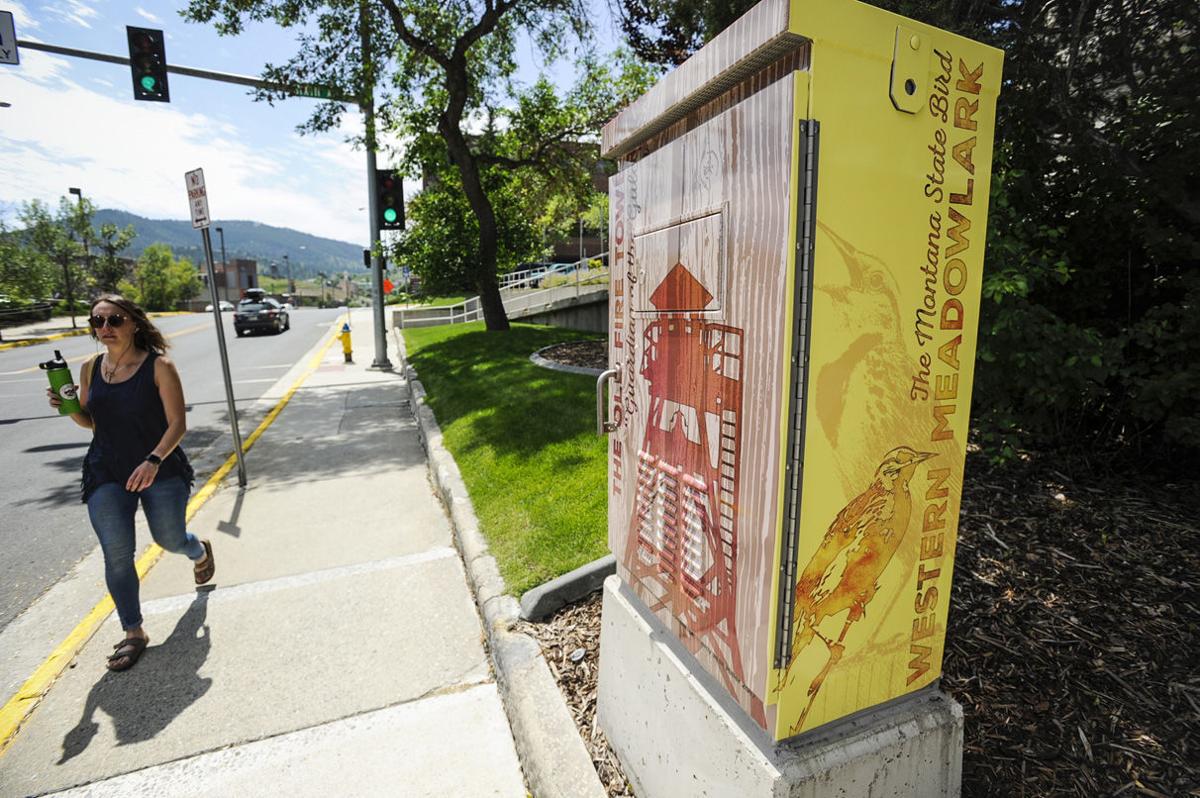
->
xmin=340 ymin=321 xmax=353 ymax=363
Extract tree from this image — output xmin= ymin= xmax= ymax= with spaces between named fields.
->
xmin=0 ymin=221 xmax=56 ymax=303
xmin=397 ymin=159 xmax=549 ymax=295
xmin=18 ymin=199 xmax=90 ymax=324
xmin=92 ymin=223 xmax=137 ymax=293
xmin=184 ymin=0 xmax=654 ymax=331
xmin=615 ymin=0 xmax=755 ymax=65
xmin=128 ymin=244 xmax=202 ymax=311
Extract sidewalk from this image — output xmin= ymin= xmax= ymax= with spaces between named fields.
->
xmin=0 ymin=315 xmax=92 ymax=349
xmin=0 ymin=309 xmax=528 ymax=797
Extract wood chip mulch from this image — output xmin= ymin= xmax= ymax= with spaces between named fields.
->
xmin=515 ymin=595 xmax=634 ymax=797
xmin=519 ymin=359 xmax=1199 ymax=797
xmin=537 ymin=340 xmax=607 ymax=370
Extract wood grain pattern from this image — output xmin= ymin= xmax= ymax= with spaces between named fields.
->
xmin=601 ymin=0 xmax=800 ymax=160
xmin=608 ymin=76 xmax=797 ymax=730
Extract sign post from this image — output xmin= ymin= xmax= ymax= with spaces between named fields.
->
xmin=186 ymin=168 xmax=247 ymax=487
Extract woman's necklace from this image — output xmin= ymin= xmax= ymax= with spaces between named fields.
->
xmin=103 ymin=346 xmax=132 ymax=382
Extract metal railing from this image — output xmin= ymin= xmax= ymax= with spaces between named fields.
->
xmin=395 ymin=253 xmax=609 ymax=329
xmin=393 ymin=296 xmax=483 ymax=329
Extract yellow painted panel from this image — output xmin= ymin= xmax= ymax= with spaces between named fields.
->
xmin=772 ymin=0 xmax=1003 ymax=739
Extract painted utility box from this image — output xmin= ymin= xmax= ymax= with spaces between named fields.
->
xmin=601 ymin=0 xmax=1003 ymax=741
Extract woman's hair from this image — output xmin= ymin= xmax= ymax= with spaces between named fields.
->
xmin=89 ymin=294 xmax=170 ymax=354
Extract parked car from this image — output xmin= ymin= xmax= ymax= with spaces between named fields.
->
xmin=205 ymin=300 xmax=235 ymax=312
xmin=234 ymin=298 xmax=290 ymax=336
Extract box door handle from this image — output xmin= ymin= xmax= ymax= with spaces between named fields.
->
xmin=596 ymin=368 xmax=619 ymax=435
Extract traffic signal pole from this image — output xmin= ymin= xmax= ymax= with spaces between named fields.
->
xmin=361 ymin=0 xmax=392 ymax=371
xmin=14 ymin=32 xmax=387 ymax=363
xmin=14 ymin=39 xmax=356 ymax=101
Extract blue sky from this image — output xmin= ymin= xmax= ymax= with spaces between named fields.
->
xmin=0 ymin=0 xmax=620 ymax=245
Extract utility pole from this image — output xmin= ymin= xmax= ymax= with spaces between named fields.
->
xmin=215 ymin=226 xmax=228 ymax=301
xmin=362 ymin=0 xmax=392 ymax=370
xmin=283 ymin=254 xmax=294 ymax=296
xmin=65 ymin=187 xmax=88 ymax=329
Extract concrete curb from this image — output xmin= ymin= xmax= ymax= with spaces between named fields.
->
xmin=520 ymin=555 xmax=616 ymax=622
xmin=395 ymin=330 xmax=607 ymax=798
xmin=0 ymin=328 xmax=89 ymax=351
xmin=529 ymin=345 xmax=605 ymax=377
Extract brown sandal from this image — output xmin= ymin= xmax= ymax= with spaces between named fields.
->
xmin=194 ymin=540 xmax=215 ymax=585
xmin=107 ymin=636 xmax=148 ymax=671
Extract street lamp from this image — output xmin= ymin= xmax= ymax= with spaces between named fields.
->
xmin=214 ymin=226 xmax=229 ymax=303
xmin=283 ymin=254 xmax=294 ymax=296
xmin=317 ymin=271 xmax=328 ymax=306
xmin=65 ymin=187 xmax=89 ymax=329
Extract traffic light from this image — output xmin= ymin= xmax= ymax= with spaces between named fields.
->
xmin=374 ymin=169 xmax=405 ymax=231
xmin=126 ymin=26 xmax=169 ymax=102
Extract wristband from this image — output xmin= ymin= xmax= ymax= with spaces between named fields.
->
xmin=145 ymin=453 xmax=163 ymax=466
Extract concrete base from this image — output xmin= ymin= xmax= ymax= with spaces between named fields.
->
xmin=597 ymin=576 xmax=964 ymax=798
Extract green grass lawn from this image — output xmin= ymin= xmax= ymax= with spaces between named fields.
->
xmin=403 ymin=321 xmax=608 ymax=595
xmin=390 ymin=293 xmax=471 ymax=307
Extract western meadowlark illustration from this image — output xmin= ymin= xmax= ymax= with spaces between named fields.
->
xmin=812 ymin=224 xmax=926 ymax=496
xmin=780 ymin=446 xmax=936 ymax=734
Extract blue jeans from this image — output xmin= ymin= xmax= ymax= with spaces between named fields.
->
xmin=86 ymin=476 xmax=205 ymax=631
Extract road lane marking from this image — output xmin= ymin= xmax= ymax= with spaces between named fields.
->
xmin=0 ymin=314 xmax=347 ymax=756
xmin=5 ymin=322 xmax=214 ymax=375
xmin=0 ymin=312 xmax=202 ymax=352
xmin=234 ymin=378 xmax=277 ymax=385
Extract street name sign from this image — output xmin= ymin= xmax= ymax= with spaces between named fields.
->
xmin=185 ymin=168 xmax=210 ymax=229
xmin=291 ymin=83 xmax=335 ymax=100
xmin=0 ymin=11 xmax=19 ymax=65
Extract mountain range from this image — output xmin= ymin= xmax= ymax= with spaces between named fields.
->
xmin=91 ymin=210 xmax=366 ymax=279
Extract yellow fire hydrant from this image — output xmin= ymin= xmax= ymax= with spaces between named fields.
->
xmin=340 ymin=321 xmax=353 ymax=363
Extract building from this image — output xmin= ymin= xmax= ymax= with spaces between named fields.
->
xmin=203 ymin=258 xmax=259 ymax=303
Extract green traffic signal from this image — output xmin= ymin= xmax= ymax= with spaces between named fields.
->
xmin=374 ymin=169 xmax=404 ymax=230
xmin=126 ymin=26 xmax=169 ymax=102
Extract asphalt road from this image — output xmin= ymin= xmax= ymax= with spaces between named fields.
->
xmin=0 ymin=308 xmax=345 ymax=633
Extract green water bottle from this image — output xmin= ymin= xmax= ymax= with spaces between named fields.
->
xmin=41 ymin=350 xmax=82 ymax=415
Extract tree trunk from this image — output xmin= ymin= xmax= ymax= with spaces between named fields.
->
xmin=441 ymin=122 xmax=509 ymax=331
xmin=439 ymin=57 xmax=509 ymax=331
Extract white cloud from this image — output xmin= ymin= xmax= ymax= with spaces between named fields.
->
xmin=6 ymin=2 xmax=39 ymax=30
xmin=41 ymin=1 xmax=99 ymax=29
xmin=134 ymin=7 xmax=161 ymax=24
xmin=0 ymin=50 xmax=368 ymax=245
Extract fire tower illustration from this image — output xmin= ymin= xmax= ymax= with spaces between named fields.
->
xmin=599 ymin=0 xmax=1004 ymax=743
xmin=627 ymin=260 xmax=746 ymax=689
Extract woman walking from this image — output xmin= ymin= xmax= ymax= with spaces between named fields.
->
xmin=48 ymin=295 xmax=214 ymax=671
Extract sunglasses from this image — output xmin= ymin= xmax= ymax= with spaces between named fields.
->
xmin=88 ymin=313 xmax=127 ymax=329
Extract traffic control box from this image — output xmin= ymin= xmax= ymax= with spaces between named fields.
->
xmin=601 ymin=0 xmax=1003 ymax=740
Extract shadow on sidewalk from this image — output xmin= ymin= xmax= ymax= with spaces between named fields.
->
xmin=58 ymin=587 xmax=215 ymax=764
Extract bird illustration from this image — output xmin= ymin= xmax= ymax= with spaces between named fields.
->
xmin=779 ymin=446 xmax=936 ymax=734
xmin=812 ymin=224 xmax=927 ymax=496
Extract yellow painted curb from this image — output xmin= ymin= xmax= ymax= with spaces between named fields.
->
xmin=0 ymin=328 xmax=90 ymax=351
xmin=0 ymin=312 xmax=196 ymax=351
xmin=0 ymin=316 xmax=347 ymax=757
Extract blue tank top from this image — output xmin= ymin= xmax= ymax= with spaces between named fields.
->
xmin=81 ymin=352 xmax=193 ymax=502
